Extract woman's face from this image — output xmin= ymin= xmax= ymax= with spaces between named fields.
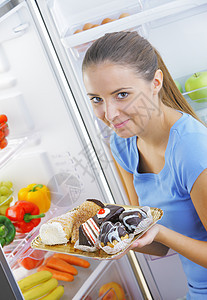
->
xmin=83 ymin=62 xmax=162 ymax=138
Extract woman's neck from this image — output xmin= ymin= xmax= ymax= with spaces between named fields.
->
xmin=137 ymin=104 xmax=182 ymax=152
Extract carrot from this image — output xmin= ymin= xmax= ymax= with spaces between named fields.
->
xmin=37 ymin=265 xmax=74 ymax=282
xmin=53 ymin=253 xmax=90 ymax=268
xmin=45 ymin=256 xmax=78 ymax=275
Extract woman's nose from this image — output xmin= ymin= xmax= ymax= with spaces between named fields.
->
xmin=104 ymin=101 xmax=119 ymax=122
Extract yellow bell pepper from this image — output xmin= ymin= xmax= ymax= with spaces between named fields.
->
xmin=18 ymin=184 xmax=51 ymax=214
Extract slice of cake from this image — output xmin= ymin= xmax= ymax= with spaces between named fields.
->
xmin=119 ymin=209 xmax=147 ymax=233
xmin=94 ymin=205 xmax=125 ymax=226
xmin=99 ymin=221 xmax=129 ymax=248
xmin=79 ymin=217 xmax=100 ymax=247
xmin=71 ymin=199 xmax=104 ymax=243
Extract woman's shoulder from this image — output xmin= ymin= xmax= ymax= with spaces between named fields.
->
xmin=169 ymin=113 xmax=206 ymax=152
xmin=170 ymin=113 xmax=207 ymax=166
xmin=172 ymin=112 xmax=206 ymax=137
xmin=169 ymin=113 xmax=207 ymax=192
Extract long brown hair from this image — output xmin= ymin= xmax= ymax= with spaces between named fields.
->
xmin=82 ymin=31 xmax=200 ymax=121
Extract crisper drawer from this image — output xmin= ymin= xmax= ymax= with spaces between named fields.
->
xmin=12 ymin=253 xmax=143 ymax=299
xmin=73 ymin=257 xmax=144 ymax=300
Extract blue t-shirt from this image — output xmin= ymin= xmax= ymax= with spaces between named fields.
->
xmin=110 ymin=112 xmax=207 ymax=299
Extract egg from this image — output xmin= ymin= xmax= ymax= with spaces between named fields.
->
xmin=119 ymin=13 xmax=130 ymax=19
xmin=74 ymin=29 xmax=83 ymax=34
xmin=101 ymin=18 xmax=112 ymax=24
xmin=83 ymin=23 xmax=94 ymax=30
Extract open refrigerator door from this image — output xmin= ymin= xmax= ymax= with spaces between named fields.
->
xmin=0 ymin=1 xmax=150 ymax=300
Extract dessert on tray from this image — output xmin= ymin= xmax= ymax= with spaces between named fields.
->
xmin=75 ymin=204 xmax=153 ymax=254
xmin=39 ymin=199 xmax=154 ymax=255
xmin=39 ymin=209 xmax=78 ymax=245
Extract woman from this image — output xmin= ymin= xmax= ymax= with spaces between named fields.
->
xmin=82 ymin=31 xmax=207 ymax=299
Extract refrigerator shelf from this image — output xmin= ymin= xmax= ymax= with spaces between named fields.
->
xmin=174 ymin=70 xmax=207 ymax=121
xmin=60 ymin=0 xmax=207 ymax=49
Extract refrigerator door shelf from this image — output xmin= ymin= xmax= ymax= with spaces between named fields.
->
xmin=73 ymin=258 xmax=144 ymax=300
xmin=60 ymin=0 xmax=207 ymax=49
xmin=0 ymin=1 xmax=29 ymax=43
xmin=5 ymin=202 xmax=72 ymax=268
xmin=0 ymin=132 xmax=40 ymax=169
xmin=47 ymin=0 xmax=142 ymax=38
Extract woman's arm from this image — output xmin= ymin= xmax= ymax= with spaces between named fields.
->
xmin=131 ymin=169 xmax=207 ymax=267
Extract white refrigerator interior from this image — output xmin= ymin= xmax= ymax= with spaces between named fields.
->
xmin=0 ymin=0 xmax=207 ymax=299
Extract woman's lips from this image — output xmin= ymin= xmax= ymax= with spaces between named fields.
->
xmin=113 ymin=119 xmax=129 ymax=129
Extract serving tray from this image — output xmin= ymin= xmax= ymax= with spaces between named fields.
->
xmin=31 ymin=205 xmax=163 ymax=260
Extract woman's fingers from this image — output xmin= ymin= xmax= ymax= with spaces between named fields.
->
xmin=112 ymin=225 xmax=160 ymax=260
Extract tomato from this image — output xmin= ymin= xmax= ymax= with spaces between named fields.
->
xmin=3 ymin=126 xmax=9 ymax=137
xmin=0 ymin=123 xmax=7 ymax=131
xmin=18 ymin=248 xmax=45 ymax=270
xmin=0 ymin=115 xmax=8 ymax=124
xmin=0 ymin=131 xmax=4 ymax=141
xmin=0 ymin=138 xmax=8 ymax=149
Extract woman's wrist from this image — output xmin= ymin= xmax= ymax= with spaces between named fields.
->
xmin=154 ymin=224 xmax=166 ymax=243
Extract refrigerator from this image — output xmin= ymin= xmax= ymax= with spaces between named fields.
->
xmin=0 ymin=0 xmax=206 ymax=299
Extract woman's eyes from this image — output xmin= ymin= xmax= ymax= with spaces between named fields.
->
xmin=117 ymin=92 xmax=129 ymax=99
xmin=90 ymin=92 xmax=129 ymax=103
xmin=90 ymin=97 xmax=103 ymax=104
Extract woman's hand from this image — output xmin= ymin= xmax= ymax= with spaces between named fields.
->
xmin=114 ymin=224 xmax=168 ymax=259
xmin=130 ymin=224 xmax=160 ymax=249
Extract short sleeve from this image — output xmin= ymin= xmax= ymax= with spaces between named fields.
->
xmin=173 ymin=132 xmax=207 ymax=193
xmin=110 ymin=133 xmax=136 ymax=174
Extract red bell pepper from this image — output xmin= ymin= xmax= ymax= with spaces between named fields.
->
xmin=5 ymin=200 xmax=45 ymax=233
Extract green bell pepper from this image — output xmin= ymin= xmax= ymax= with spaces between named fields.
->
xmin=0 ymin=215 xmax=16 ymax=247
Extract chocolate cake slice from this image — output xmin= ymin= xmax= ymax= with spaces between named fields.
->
xmin=99 ymin=221 xmax=129 ymax=247
xmin=119 ymin=209 xmax=147 ymax=233
xmin=94 ymin=205 xmax=125 ymax=226
xmin=71 ymin=199 xmax=104 ymax=243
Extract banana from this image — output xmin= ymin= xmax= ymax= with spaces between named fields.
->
xmin=18 ymin=271 xmax=52 ymax=293
xmin=23 ymin=277 xmax=58 ymax=300
xmin=40 ymin=285 xmax=64 ymax=300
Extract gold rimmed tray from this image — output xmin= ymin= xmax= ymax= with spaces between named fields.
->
xmin=31 ymin=205 xmax=163 ymax=260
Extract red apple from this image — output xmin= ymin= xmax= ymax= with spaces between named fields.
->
xmin=185 ymin=72 xmax=207 ymax=103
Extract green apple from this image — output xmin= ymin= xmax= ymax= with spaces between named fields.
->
xmin=174 ymin=80 xmax=183 ymax=93
xmin=185 ymin=72 xmax=207 ymax=103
